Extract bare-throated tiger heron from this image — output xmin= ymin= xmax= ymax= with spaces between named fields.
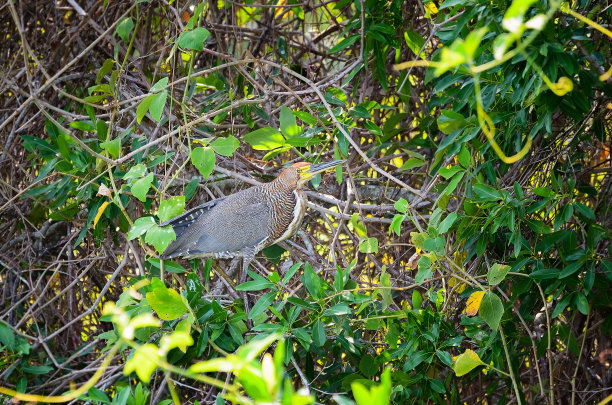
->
xmin=160 ymin=160 xmax=345 ymax=280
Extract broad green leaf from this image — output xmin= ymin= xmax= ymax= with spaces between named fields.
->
xmin=359 ymin=354 xmax=378 ymax=377
xmin=149 ymin=90 xmax=167 ymax=122
xmin=145 ymin=280 xmax=188 ymax=320
xmin=131 ymin=172 xmax=154 ymax=202
xmin=123 ymin=164 xmax=147 ymax=180
xmin=359 ymin=237 xmax=378 ymax=253
xmin=487 ymin=263 xmax=510 ymax=285
xmin=463 ymin=28 xmax=488 ymax=60
xmin=575 ymin=293 xmax=589 ymax=315
xmin=137 ymin=94 xmax=154 ymax=123
xmin=144 ymin=224 xmax=176 ymax=254
xmin=279 ymin=106 xmax=300 ymax=138
xmin=437 ymin=110 xmax=466 ymax=134
xmin=249 ymin=291 xmax=276 ymax=319
xmin=210 ymin=136 xmax=239 ymax=156
xmin=400 ymin=157 xmax=425 ymax=171
xmin=439 ymin=165 xmax=463 ymax=179
xmin=301 ymin=264 xmax=322 ymax=299
xmin=0 ymin=321 xmax=15 ymax=349
xmin=115 ymin=17 xmax=134 ymax=42
xmin=394 ymin=198 xmax=409 ymax=213
xmin=150 ymin=77 xmax=168 ymax=93
xmin=533 ymin=187 xmax=556 ymax=197
xmin=479 ymin=291 xmax=503 ymax=331
xmin=312 ymin=320 xmax=326 ymax=347
xmin=96 ymin=59 xmax=115 ymax=84
xmin=438 ymin=212 xmax=458 ymax=234
xmin=558 ymin=261 xmax=583 ymax=278
xmin=127 ymin=216 xmax=156 ymax=240
xmin=177 ymin=27 xmax=211 ymax=51
xmin=322 ymin=303 xmax=351 ymax=316
xmin=453 ymin=349 xmax=485 ymax=376
xmin=390 ymin=214 xmax=405 ymax=236
xmin=473 ymin=184 xmax=502 ymax=201
xmin=100 ymin=138 xmax=121 ymax=159
xmin=124 ymin=344 xmax=159 ymax=383
xmin=158 ymin=196 xmax=185 ymax=223
xmin=191 ymin=147 xmax=215 ymax=178
xmin=243 ymin=127 xmax=285 ymax=150
xmin=412 ymin=290 xmax=422 ymax=309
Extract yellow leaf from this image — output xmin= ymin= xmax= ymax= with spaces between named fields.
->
xmin=93 ymin=201 xmax=110 ymax=228
xmin=465 ymin=290 xmax=485 ymax=316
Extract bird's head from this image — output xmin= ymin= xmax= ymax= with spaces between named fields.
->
xmin=278 ymin=160 xmax=345 ymax=189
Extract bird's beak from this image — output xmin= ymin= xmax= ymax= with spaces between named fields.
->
xmin=305 ymin=160 xmax=346 ymax=176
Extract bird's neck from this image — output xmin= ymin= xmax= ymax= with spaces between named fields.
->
xmin=267 ymin=177 xmax=295 ymax=193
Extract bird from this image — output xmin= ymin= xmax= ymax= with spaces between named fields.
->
xmin=160 ymin=160 xmax=345 ymax=280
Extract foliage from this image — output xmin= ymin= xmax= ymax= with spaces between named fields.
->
xmin=0 ymin=0 xmax=611 ymax=404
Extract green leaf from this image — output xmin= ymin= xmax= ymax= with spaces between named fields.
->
xmin=359 ymin=354 xmax=378 ymax=377
xmin=575 ymin=293 xmax=589 ymax=315
xmin=131 ymin=172 xmax=154 ymax=202
xmin=210 ymin=136 xmax=240 ymax=156
xmin=145 ymin=224 xmax=176 ymax=254
xmin=282 ymin=262 xmax=302 ymax=285
xmin=453 ymin=349 xmax=485 ymax=376
xmin=400 ymin=157 xmax=425 ymax=171
xmin=100 ymin=137 xmax=121 ymax=159
xmin=473 ymin=184 xmax=502 ymax=201
xmin=96 ymin=59 xmax=115 ymax=84
xmin=279 ymin=106 xmax=300 ymax=138
xmin=150 ymin=77 xmax=169 ymax=93
xmin=312 ymin=320 xmax=326 ymax=347
xmin=236 ymin=279 xmax=275 ymax=291
xmin=359 ymin=237 xmax=378 ymax=253
xmin=177 ymin=27 xmax=211 ymax=51
xmin=437 ymin=110 xmax=466 ymax=134
xmin=149 ymin=90 xmax=167 ymax=122
xmin=0 ymin=321 xmax=15 ymax=349
xmin=558 ymin=261 xmax=583 ymax=279
xmin=124 ymin=344 xmax=159 ymax=383
xmin=145 ymin=279 xmax=188 ymax=321
xmin=390 ymin=214 xmax=405 ymax=236
xmin=487 ymin=263 xmax=510 ymax=285
xmin=329 ymin=34 xmax=360 ymax=53
xmin=526 ymin=219 xmax=553 ymax=235
xmin=438 ymin=212 xmax=458 ymax=234
xmin=573 ymin=202 xmax=595 ymax=219
xmin=301 ymin=264 xmax=322 ymax=299
xmin=137 ymin=94 xmax=154 ymax=123
xmin=439 ymin=165 xmax=463 ymax=179
xmin=191 ymin=147 xmax=215 ymax=178
xmin=123 ymin=164 xmax=147 ymax=180
xmin=249 ymin=291 xmax=276 ymax=319
xmin=158 ymin=196 xmax=185 ymax=223
xmin=243 ymin=127 xmax=285 ymax=150
xmin=412 ymin=290 xmax=422 ymax=309
xmin=404 ymin=30 xmax=426 ymax=56
xmin=323 ymin=303 xmax=351 ymax=316
xmin=533 ymin=187 xmax=556 ymax=197
xmin=394 ymin=198 xmax=409 ymax=213
xmin=115 ymin=17 xmax=134 ymax=42
xmin=479 ymin=291 xmax=503 ymax=331
xmin=127 ymin=216 xmax=156 ymax=240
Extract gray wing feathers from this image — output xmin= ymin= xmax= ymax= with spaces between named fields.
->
xmin=161 ymin=190 xmax=271 ymax=259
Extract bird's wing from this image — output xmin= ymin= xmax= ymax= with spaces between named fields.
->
xmin=161 ymin=198 xmax=272 ymax=259
xmin=160 ymin=198 xmax=224 ymax=237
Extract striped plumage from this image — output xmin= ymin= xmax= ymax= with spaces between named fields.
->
xmin=160 ymin=161 xmax=344 ymax=271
